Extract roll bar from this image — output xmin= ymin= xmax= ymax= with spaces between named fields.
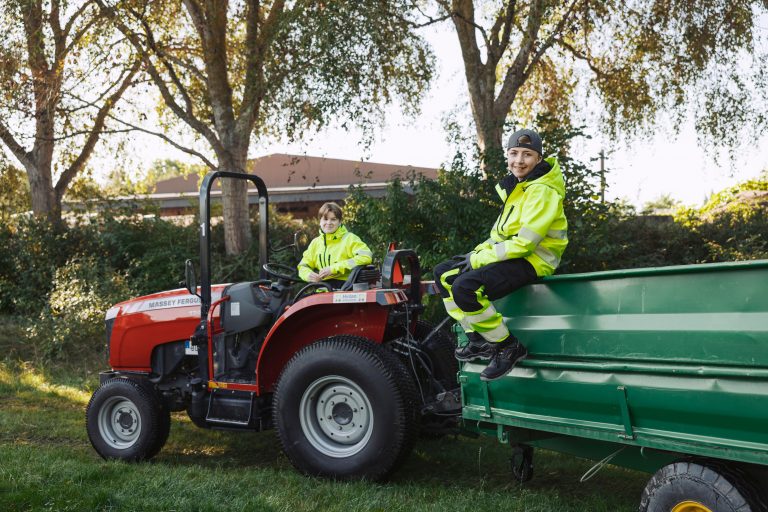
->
xmin=198 ymin=171 xmax=269 ymax=319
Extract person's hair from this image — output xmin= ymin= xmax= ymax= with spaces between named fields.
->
xmin=517 ymin=135 xmax=532 ymax=145
xmin=318 ymin=202 xmax=343 ymax=221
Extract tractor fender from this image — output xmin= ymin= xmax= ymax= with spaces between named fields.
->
xmin=255 ymin=289 xmax=407 ymax=393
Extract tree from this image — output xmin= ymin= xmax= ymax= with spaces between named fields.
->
xmin=417 ymin=0 xmax=768 ymax=174
xmin=641 ymin=194 xmax=680 ymax=215
xmin=98 ymin=0 xmax=434 ymax=254
xmin=0 ymin=0 xmax=139 ymax=222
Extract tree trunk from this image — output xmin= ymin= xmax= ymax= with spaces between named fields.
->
xmin=24 ymin=161 xmax=59 ymax=222
xmin=218 ymin=151 xmax=251 ymax=256
xmin=461 ymin=58 xmax=510 ymax=178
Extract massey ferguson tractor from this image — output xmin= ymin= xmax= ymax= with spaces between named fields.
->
xmin=86 ymin=171 xmax=460 ymax=480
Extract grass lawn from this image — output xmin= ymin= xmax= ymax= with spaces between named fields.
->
xmin=0 ymin=316 xmax=650 ymax=512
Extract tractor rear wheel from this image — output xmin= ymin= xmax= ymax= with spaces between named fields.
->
xmin=86 ymin=378 xmax=170 ymax=462
xmin=639 ymin=460 xmax=766 ymax=512
xmin=273 ymin=335 xmax=418 ymax=481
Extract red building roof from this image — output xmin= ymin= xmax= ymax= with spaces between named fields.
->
xmin=154 ymin=153 xmax=438 ymax=193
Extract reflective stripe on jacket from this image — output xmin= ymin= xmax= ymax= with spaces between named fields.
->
xmin=297 ymin=224 xmax=373 ymax=281
xmin=470 ymin=156 xmax=568 ymax=277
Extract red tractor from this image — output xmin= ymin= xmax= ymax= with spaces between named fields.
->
xmin=86 ymin=171 xmax=460 ymax=480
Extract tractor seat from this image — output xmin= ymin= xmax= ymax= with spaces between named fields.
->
xmin=340 ymin=265 xmax=381 ymax=291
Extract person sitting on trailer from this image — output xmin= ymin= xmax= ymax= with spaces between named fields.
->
xmin=297 ymin=202 xmax=374 ymax=289
xmin=433 ymin=128 xmax=569 ymax=381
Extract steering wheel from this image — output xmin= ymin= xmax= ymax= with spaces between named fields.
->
xmin=263 ymin=262 xmax=301 ymax=283
xmin=291 ymin=282 xmax=334 ymax=305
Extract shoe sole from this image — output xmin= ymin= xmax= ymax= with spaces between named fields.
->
xmin=455 ymin=351 xmax=494 ymax=362
xmin=479 ymin=352 xmax=528 ymax=381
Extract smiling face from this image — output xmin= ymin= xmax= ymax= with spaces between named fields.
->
xmin=320 ymin=212 xmax=340 ymax=234
xmin=507 ymin=146 xmax=542 ymax=180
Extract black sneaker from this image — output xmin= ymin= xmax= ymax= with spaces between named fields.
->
xmin=455 ymin=332 xmax=493 ymax=361
xmin=480 ymin=337 xmax=527 ymax=381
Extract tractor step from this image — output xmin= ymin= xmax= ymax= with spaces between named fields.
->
xmin=205 ymin=389 xmax=255 ymax=426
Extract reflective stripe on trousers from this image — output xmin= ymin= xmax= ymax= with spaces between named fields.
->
xmin=440 ymin=268 xmax=509 ymax=342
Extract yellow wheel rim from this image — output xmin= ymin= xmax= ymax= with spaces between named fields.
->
xmin=671 ymin=501 xmax=714 ymax=512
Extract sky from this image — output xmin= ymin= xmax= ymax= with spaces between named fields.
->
xmin=116 ymin=16 xmax=768 ymax=209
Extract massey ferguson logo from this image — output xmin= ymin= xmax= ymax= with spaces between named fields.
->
xmin=147 ymin=297 xmax=201 ymax=309
xmin=114 ymin=290 xmax=222 ymax=317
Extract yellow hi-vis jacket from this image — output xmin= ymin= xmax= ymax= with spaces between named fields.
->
xmin=297 ymin=224 xmax=373 ymax=282
xmin=469 ymin=156 xmax=568 ymax=277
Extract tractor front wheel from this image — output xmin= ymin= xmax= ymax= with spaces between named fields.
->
xmin=86 ymin=378 xmax=170 ymax=462
xmin=273 ymin=335 xmax=418 ymax=481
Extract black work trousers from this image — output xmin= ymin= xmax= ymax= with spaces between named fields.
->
xmin=433 ymin=257 xmax=538 ymax=313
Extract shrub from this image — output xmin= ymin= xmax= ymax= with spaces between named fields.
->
xmin=25 ymin=256 xmax=135 ymax=362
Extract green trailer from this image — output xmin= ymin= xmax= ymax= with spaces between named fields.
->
xmin=457 ymin=259 xmax=768 ymax=512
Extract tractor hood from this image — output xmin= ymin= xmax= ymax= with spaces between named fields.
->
xmin=105 ymin=285 xmax=226 ymax=372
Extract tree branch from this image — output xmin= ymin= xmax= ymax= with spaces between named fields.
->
xmin=449 ymin=0 xmax=491 ymax=51
xmin=95 ymin=0 xmax=224 ymax=155
xmin=237 ymin=0 xmax=285 ymax=143
xmin=55 ymin=59 xmax=141 ymax=198
xmin=450 ymin=0 xmax=485 ymax=78
xmin=555 ymin=37 xmax=612 ymax=78
xmin=0 ymin=121 xmax=33 ymax=170
xmin=379 ymin=1 xmax=452 ymax=29
xmin=63 ymin=0 xmax=96 ymax=38
xmin=182 ymin=0 xmax=236 ymax=146
xmin=497 ymin=1 xmax=517 ymax=56
xmin=107 ymin=115 xmax=216 ymax=170
xmin=522 ymin=0 xmax=580 ymax=80
xmin=493 ymin=0 xmax=546 ymax=119
xmin=137 ymin=12 xmax=199 ymax=119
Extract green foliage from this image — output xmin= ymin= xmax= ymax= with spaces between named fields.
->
xmin=0 ymin=159 xmax=30 ymax=221
xmin=675 ymin=171 xmax=768 ymax=262
xmin=641 ymin=194 xmax=681 ymax=215
xmin=0 ymin=217 xmax=102 ymax=314
xmin=0 ymin=205 xmax=303 ymax=362
xmin=25 ymin=257 xmax=134 ymax=362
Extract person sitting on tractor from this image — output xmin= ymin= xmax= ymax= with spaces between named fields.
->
xmin=297 ymin=202 xmax=374 ymax=289
xmin=433 ymin=128 xmax=569 ymax=381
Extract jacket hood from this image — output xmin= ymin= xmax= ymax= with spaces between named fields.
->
xmin=524 ymin=157 xmax=565 ymax=198
xmin=319 ymin=223 xmax=349 ymax=244
xmin=496 ymin=156 xmax=565 ymax=200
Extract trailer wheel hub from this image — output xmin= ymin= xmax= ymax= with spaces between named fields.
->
xmin=299 ymin=375 xmax=373 ymax=458
xmin=671 ymin=502 xmax=712 ymax=512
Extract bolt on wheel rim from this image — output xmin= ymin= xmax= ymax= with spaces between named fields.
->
xmin=671 ymin=501 xmax=713 ymax=512
xmin=299 ymin=375 xmax=373 ymax=458
xmin=98 ymin=396 xmax=142 ymax=449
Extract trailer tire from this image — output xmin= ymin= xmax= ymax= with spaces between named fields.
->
xmin=273 ymin=336 xmax=418 ymax=481
xmin=86 ymin=378 xmax=169 ymax=462
xmin=639 ymin=460 xmax=766 ymax=512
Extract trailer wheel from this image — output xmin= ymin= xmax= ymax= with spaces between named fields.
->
xmin=510 ymin=444 xmax=534 ymax=483
xmin=273 ymin=336 xmax=418 ymax=481
xmin=639 ymin=461 xmax=765 ymax=512
xmin=86 ymin=378 xmax=169 ymax=462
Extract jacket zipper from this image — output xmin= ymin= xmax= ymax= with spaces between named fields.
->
xmin=495 ymin=192 xmax=515 ymax=238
